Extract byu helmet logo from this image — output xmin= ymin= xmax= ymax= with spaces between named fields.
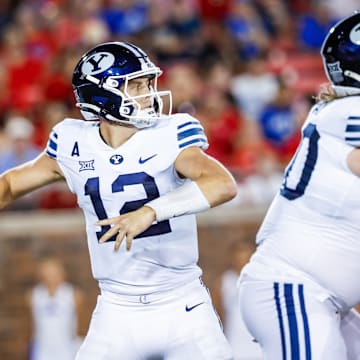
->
xmin=350 ymin=23 xmax=360 ymax=45
xmin=81 ymin=52 xmax=115 ymax=75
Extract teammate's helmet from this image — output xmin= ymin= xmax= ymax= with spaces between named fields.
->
xmin=321 ymin=12 xmax=360 ymax=92
xmin=72 ymin=42 xmax=172 ymax=128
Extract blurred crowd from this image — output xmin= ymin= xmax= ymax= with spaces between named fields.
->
xmin=0 ymin=0 xmax=358 ymax=210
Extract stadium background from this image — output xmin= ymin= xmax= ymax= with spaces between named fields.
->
xmin=0 ymin=0 xmax=358 ymax=359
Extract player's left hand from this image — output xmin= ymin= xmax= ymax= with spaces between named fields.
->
xmin=96 ymin=206 xmax=156 ymax=251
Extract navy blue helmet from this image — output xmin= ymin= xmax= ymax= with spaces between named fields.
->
xmin=72 ymin=42 xmax=172 ymax=128
xmin=321 ymin=12 xmax=360 ymax=91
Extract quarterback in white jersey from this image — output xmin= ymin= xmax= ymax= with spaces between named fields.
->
xmin=238 ymin=12 xmax=360 ymax=360
xmin=46 ymin=113 xmax=210 ymax=295
xmin=0 ymin=41 xmax=237 ymax=360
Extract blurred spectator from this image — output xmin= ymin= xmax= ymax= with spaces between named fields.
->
xmin=196 ymin=88 xmax=243 ymax=167
xmin=201 ymin=59 xmax=233 ymax=93
xmin=100 ymin=0 xmax=149 ymax=37
xmin=235 ymin=162 xmax=283 ymax=206
xmin=258 ymin=78 xmax=302 ymax=165
xmin=76 ymin=0 xmax=110 ymax=47
xmin=164 ymin=61 xmax=203 ymax=111
xmin=166 ymin=0 xmax=202 ymax=60
xmin=287 ymin=0 xmax=312 ymax=14
xmin=198 ymin=0 xmax=232 ymax=22
xmin=195 ymin=59 xmax=243 ymax=168
xmin=0 ymin=116 xmax=42 ymax=210
xmin=42 ymin=49 xmax=81 ymax=106
xmin=14 ymin=3 xmax=57 ymax=62
xmin=26 ymin=257 xmax=84 ymax=360
xmin=320 ymin=0 xmax=359 ymax=20
xmin=194 ymin=20 xmax=237 ymax=68
xmin=298 ymin=3 xmax=338 ymax=50
xmin=167 ymin=0 xmax=201 ymax=39
xmin=147 ymin=0 xmax=203 ymax=63
xmin=0 ymin=0 xmax=13 ymax=34
xmin=230 ymin=53 xmax=279 ymax=121
xmin=212 ymin=241 xmax=262 ymax=360
xmin=231 ymin=120 xmax=283 ymax=205
xmin=225 ymin=1 xmax=270 ymax=60
xmin=55 ymin=0 xmax=109 ymax=49
xmin=1 ymin=24 xmax=46 ymax=112
xmin=41 ymin=101 xmax=73 ymax=137
xmin=252 ymin=0 xmax=291 ymax=38
xmin=0 ymin=116 xmax=40 ymax=173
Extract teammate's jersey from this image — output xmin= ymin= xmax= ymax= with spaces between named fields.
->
xmin=46 ymin=114 xmax=208 ymax=295
xmin=30 ymin=283 xmax=78 ymax=360
xmin=244 ymin=96 xmax=360 ymax=309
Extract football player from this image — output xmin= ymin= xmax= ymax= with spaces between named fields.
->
xmin=237 ymin=11 xmax=360 ymax=360
xmin=0 ymin=42 xmax=237 ymax=359
xmin=28 ymin=257 xmax=83 ymax=360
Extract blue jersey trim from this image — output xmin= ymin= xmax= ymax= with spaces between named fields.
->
xmin=48 ymin=139 xmax=57 ymax=152
xmin=345 ymin=137 xmax=360 ymax=141
xmin=46 ymin=149 xmax=57 ymax=159
xmin=274 ymin=283 xmax=287 ymax=360
xmin=284 ymin=284 xmax=300 ymax=360
xmin=177 ymin=121 xmax=199 ymax=130
xmin=346 ymin=125 xmax=360 ymax=132
xmin=177 ymin=128 xmax=204 ymax=141
xmin=179 ymin=138 xmax=207 ymax=149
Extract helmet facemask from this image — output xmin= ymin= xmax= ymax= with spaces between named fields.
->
xmin=77 ymin=68 xmax=172 ymax=128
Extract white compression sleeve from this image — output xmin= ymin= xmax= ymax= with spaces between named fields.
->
xmin=145 ymin=181 xmax=210 ymax=222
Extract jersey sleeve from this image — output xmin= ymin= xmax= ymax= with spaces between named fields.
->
xmin=43 ymin=119 xmax=79 ymax=193
xmin=174 ymin=114 xmax=209 ymax=151
xmin=344 ymin=115 xmax=360 ymax=147
xmin=45 ymin=128 xmax=59 ymax=159
xmin=308 ymin=100 xmax=355 ymax=173
xmin=315 ymin=97 xmax=360 ymax=148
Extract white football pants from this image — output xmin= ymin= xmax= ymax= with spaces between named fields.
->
xmin=238 ymin=276 xmax=360 ymax=360
xmin=76 ymin=278 xmax=233 ymax=360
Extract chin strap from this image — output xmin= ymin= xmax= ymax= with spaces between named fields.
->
xmin=332 ymin=85 xmax=360 ymax=97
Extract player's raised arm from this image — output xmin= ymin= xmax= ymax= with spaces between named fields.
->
xmin=176 ymin=146 xmax=237 ymax=206
xmin=144 ymin=146 xmax=237 ymax=223
xmin=0 ymin=152 xmax=64 ymax=209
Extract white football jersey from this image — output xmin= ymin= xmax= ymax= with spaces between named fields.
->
xmin=46 ymin=114 xmax=208 ymax=295
xmin=245 ymin=96 xmax=360 ymax=309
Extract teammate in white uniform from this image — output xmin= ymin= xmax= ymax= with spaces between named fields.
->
xmin=28 ymin=258 xmax=82 ymax=360
xmin=237 ymin=12 xmax=360 ymax=360
xmin=0 ymin=42 xmax=237 ymax=360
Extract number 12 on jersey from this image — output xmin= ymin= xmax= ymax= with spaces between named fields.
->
xmin=85 ymin=172 xmax=172 ymax=242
